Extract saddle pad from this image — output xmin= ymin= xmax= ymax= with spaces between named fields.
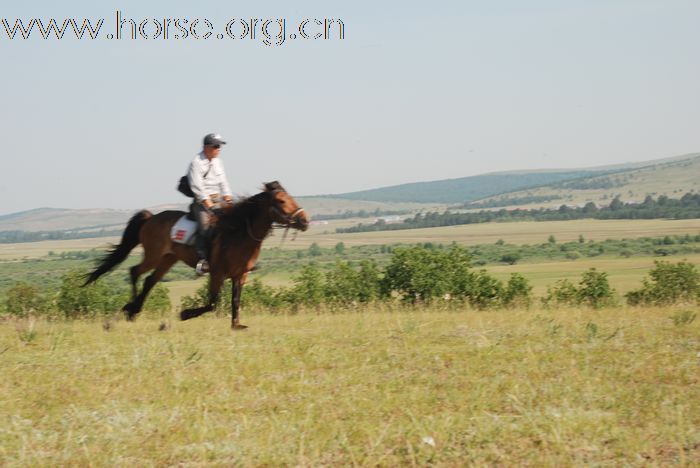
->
xmin=170 ymin=215 xmax=198 ymax=245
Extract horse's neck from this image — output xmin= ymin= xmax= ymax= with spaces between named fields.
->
xmin=249 ymin=205 xmax=273 ymax=242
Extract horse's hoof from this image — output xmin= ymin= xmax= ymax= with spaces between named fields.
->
xmin=123 ymin=303 xmax=137 ymax=321
xmin=232 ymin=323 xmax=248 ymax=330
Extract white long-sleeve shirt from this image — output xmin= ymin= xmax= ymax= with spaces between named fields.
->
xmin=187 ymin=151 xmax=233 ymax=203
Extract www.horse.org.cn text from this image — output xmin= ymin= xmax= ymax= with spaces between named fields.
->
xmin=0 ymin=11 xmax=345 ymax=46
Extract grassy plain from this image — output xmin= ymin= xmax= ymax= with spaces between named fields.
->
xmin=1 ymin=307 xmax=698 ymax=465
xmin=485 ymin=252 xmax=700 ymax=295
xmin=4 ymin=218 xmax=700 ymax=304
xmin=4 ymin=218 xmax=700 ymax=261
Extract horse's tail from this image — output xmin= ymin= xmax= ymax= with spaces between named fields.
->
xmin=83 ymin=210 xmax=152 ymax=286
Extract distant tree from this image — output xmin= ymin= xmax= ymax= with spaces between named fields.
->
xmin=308 ymin=242 xmax=323 ymax=257
xmin=334 ymin=242 xmax=346 ymax=255
xmin=500 ymin=253 xmax=521 ymax=265
xmin=609 ymin=196 xmax=624 ymax=211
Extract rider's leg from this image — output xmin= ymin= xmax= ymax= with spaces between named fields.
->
xmin=191 ymin=202 xmax=211 ymax=274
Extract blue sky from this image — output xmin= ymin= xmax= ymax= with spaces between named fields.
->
xmin=1 ymin=0 xmax=698 ymax=214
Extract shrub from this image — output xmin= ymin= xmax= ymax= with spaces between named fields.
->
xmin=626 ymin=261 xmax=700 ymax=306
xmin=542 ymin=279 xmax=579 ymax=307
xmin=500 ymin=253 xmax=521 ymax=265
xmin=324 ymin=261 xmax=364 ymax=306
xmin=242 ymin=278 xmax=285 ymax=310
xmin=287 ymin=264 xmax=325 ymax=308
xmin=464 ymin=270 xmax=504 ymax=309
xmin=577 ymin=268 xmax=616 ymax=308
xmin=565 ymin=251 xmax=581 ymax=260
xmin=57 ymin=270 xmax=128 ymax=318
xmin=502 ymin=273 xmax=532 ymax=308
xmin=308 ymin=243 xmax=323 ymax=257
xmin=143 ymin=283 xmax=172 ymax=315
xmin=4 ymin=282 xmax=53 ymax=318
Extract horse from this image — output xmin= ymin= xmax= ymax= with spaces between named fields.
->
xmin=83 ymin=181 xmax=309 ymax=329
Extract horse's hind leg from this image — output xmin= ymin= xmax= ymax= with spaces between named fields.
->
xmin=180 ymin=272 xmax=224 ymax=321
xmin=128 ymin=265 xmax=141 ymax=302
xmin=125 ymin=254 xmax=177 ymax=321
xmin=122 ymin=258 xmax=157 ymax=317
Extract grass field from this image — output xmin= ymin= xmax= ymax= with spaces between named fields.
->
xmin=303 ymin=219 xmax=700 ymax=250
xmin=1 ymin=307 xmax=698 ymax=465
xmin=485 ymin=252 xmax=700 ymax=295
xmin=4 ymin=218 xmax=700 ymax=261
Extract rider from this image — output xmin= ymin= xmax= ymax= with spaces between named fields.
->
xmin=188 ymin=133 xmax=234 ymax=275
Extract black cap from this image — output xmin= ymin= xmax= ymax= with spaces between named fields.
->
xmin=203 ymin=133 xmax=227 ymax=146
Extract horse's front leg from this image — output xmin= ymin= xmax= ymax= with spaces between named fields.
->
xmin=231 ymin=275 xmax=248 ymax=330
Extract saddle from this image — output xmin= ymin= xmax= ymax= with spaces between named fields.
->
xmin=170 ymin=215 xmax=198 ymax=245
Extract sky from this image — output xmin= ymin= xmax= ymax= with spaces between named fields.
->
xmin=0 ymin=0 xmax=698 ymax=214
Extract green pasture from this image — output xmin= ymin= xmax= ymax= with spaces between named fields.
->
xmin=1 ymin=307 xmax=698 ymax=465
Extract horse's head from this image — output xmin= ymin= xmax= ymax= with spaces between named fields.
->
xmin=264 ymin=181 xmax=310 ymax=231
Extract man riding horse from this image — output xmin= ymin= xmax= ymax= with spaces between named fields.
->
xmin=189 ymin=133 xmax=233 ymax=275
xmin=82 ymin=133 xmax=309 ymax=328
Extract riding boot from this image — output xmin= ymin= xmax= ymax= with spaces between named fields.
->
xmin=194 ymin=229 xmax=210 ymax=275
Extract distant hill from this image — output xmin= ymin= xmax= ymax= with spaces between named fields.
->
xmin=0 ymin=207 xmax=137 ymax=232
xmin=329 ymin=171 xmax=605 ymax=204
xmin=0 ymin=199 xmax=441 ymax=233
xmin=2 ymin=152 xmax=697 ymax=233
xmin=471 ymin=153 xmax=700 ymax=209
xmin=326 ymin=153 xmax=700 ymax=204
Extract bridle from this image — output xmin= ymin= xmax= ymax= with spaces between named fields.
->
xmin=246 ymin=190 xmax=306 ymax=242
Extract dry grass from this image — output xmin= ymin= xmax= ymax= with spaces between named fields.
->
xmin=1 ymin=306 xmax=698 ymax=465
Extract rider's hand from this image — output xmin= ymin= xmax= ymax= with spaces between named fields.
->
xmin=223 ymin=196 xmax=234 ymax=206
xmin=202 ymin=199 xmax=215 ymax=210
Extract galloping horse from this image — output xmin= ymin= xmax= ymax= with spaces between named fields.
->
xmin=84 ymin=181 xmax=309 ymax=328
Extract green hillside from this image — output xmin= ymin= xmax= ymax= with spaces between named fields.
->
xmin=326 ymin=152 xmax=700 ymax=204
xmin=472 ymin=153 xmax=700 ymax=209
xmin=329 ymin=171 xmax=603 ymax=204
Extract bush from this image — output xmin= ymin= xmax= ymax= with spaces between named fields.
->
xmin=500 ymin=253 xmax=521 ymax=265
xmin=143 ymin=283 xmax=172 ymax=315
xmin=502 ymin=273 xmax=532 ymax=307
xmin=287 ymin=264 xmax=325 ymax=308
xmin=542 ymin=269 xmax=616 ymax=308
xmin=4 ymin=282 xmax=53 ymax=317
xmin=542 ymin=279 xmax=579 ymax=307
xmin=464 ymin=270 xmax=504 ymax=309
xmin=57 ymin=270 xmax=128 ymax=318
xmin=565 ymin=251 xmax=581 ymax=260
xmin=626 ymin=261 xmax=700 ymax=306
xmin=242 ymin=278 xmax=285 ymax=310
xmin=381 ymin=245 xmax=472 ymax=303
xmin=577 ymin=268 xmax=616 ymax=308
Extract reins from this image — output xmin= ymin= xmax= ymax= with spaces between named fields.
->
xmin=242 ymin=194 xmax=305 ymax=243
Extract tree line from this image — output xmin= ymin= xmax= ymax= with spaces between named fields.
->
xmin=338 ymin=192 xmax=700 ymax=233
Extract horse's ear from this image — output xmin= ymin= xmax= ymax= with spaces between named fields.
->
xmin=264 ymin=181 xmax=284 ymax=192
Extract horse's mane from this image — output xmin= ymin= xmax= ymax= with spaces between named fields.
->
xmin=214 ymin=181 xmax=285 ymax=238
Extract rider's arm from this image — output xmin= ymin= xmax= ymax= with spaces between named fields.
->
xmin=217 ymin=159 xmax=233 ymax=202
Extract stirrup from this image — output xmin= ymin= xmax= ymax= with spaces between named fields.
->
xmin=195 ymin=259 xmax=209 ymax=276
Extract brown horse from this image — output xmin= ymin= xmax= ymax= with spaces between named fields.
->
xmin=84 ymin=181 xmax=309 ymax=328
